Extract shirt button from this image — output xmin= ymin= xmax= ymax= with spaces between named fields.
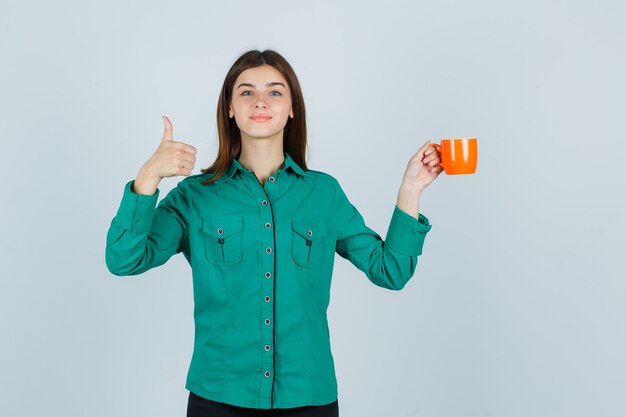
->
xmin=266 ymin=247 xmax=272 ymax=254
xmin=265 ymin=371 xmax=271 ymax=377
xmin=265 ymin=319 xmax=271 ymax=325
xmin=217 ymin=228 xmax=224 ymax=235
xmin=264 ymin=296 xmax=271 ymax=302
xmin=268 ymin=176 xmax=275 ymax=183
xmin=307 ymin=229 xmax=312 ymax=236
xmin=265 ymin=222 xmax=272 ymax=229
xmin=261 ymin=200 xmax=268 ymax=206
xmin=265 ymin=272 xmax=272 ymax=279
xmin=264 ymin=345 xmax=271 ymax=351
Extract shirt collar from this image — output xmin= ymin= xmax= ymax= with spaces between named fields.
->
xmin=215 ymin=151 xmax=310 ymax=184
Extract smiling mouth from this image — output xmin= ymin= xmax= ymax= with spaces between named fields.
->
xmin=250 ymin=116 xmax=272 ymax=122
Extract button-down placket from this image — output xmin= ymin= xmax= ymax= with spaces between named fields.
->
xmin=242 ymin=170 xmax=281 ymax=408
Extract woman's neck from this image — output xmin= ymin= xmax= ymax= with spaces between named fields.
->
xmin=238 ymin=146 xmax=285 ymax=185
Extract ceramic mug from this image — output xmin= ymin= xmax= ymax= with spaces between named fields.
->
xmin=428 ymin=138 xmax=478 ymax=175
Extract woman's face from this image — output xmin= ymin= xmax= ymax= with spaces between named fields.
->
xmin=229 ymin=64 xmax=294 ymax=143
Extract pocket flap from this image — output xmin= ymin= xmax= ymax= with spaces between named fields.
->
xmin=292 ymin=218 xmax=327 ymax=240
xmin=203 ymin=215 xmax=244 ymax=239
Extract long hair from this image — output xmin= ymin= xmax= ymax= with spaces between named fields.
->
xmin=200 ymin=49 xmax=308 ymax=185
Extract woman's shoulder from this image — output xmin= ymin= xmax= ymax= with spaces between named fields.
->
xmin=302 ymin=168 xmax=337 ymax=183
xmin=174 ymin=172 xmax=216 ymax=190
xmin=179 ymin=171 xmax=215 ymax=184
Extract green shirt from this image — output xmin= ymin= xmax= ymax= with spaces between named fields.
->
xmin=105 ymin=151 xmax=432 ymax=409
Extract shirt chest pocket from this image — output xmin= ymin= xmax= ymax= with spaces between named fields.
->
xmin=291 ymin=218 xmax=327 ymax=268
xmin=202 ymin=215 xmax=244 ymax=266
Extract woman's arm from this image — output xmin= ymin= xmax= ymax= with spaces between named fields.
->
xmin=396 ymin=140 xmax=443 ymax=219
xmin=104 ymin=116 xmax=197 ymax=276
xmin=333 ymin=141 xmax=442 ymax=290
xmin=105 ymin=179 xmax=190 ymax=276
xmin=333 ymin=179 xmax=432 ymax=291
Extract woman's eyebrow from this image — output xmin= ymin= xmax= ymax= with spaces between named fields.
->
xmin=236 ymin=82 xmax=286 ymax=89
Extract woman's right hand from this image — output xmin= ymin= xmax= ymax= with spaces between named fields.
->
xmin=132 ymin=116 xmax=198 ymax=195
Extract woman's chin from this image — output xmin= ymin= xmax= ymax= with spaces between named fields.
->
xmin=240 ymin=128 xmax=285 ymax=141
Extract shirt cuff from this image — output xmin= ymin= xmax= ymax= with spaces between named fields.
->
xmin=384 ymin=205 xmax=432 ymax=257
xmin=113 ymin=179 xmax=161 ymax=233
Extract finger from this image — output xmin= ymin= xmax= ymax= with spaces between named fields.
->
xmin=172 ymin=149 xmax=197 ymax=163
xmin=178 ymin=160 xmax=195 ymax=171
xmin=423 ymin=146 xmax=442 ymax=163
xmin=423 ymin=150 xmax=440 ymax=163
xmin=177 ymin=167 xmax=192 ymax=176
xmin=162 ymin=116 xmax=174 ymax=142
xmin=173 ymin=142 xmax=197 ymax=155
xmin=429 ymin=157 xmax=441 ymax=166
xmin=179 ymin=152 xmax=197 ymax=163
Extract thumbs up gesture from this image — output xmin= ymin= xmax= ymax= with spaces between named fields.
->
xmin=150 ymin=115 xmax=198 ymax=178
xmin=131 ymin=116 xmax=198 ymax=195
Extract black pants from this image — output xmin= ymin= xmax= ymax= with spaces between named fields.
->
xmin=187 ymin=391 xmax=339 ymax=417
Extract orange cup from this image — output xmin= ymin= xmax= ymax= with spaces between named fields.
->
xmin=428 ymin=138 xmax=478 ymax=175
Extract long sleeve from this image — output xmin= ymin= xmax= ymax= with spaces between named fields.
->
xmin=332 ymin=178 xmax=432 ymax=290
xmin=105 ymin=179 xmax=189 ymax=276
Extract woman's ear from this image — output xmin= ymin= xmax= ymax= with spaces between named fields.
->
xmin=289 ymin=109 xmax=294 ymax=118
xmin=229 ymin=107 xmax=234 ymax=118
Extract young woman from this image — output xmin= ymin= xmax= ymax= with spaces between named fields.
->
xmin=105 ymin=49 xmax=443 ymax=417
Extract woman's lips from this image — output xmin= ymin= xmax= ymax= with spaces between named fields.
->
xmin=250 ymin=116 xmax=272 ymax=122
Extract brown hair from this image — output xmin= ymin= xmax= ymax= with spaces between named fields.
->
xmin=200 ymin=49 xmax=308 ymax=185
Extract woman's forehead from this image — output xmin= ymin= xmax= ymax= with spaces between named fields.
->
xmin=236 ymin=65 xmax=288 ymax=87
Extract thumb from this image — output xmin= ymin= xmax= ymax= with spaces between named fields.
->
xmin=162 ymin=115 xmax=174 ymax=142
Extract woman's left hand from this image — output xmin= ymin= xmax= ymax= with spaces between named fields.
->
xmin=400 ymin=140 xmax=443 ymax=193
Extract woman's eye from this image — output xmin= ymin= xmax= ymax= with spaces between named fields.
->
xmin=240 ymin=90 xmax=282 ymax=96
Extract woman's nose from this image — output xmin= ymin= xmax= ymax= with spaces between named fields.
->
xmin=255 ymin=100 xmax=267 ymax=109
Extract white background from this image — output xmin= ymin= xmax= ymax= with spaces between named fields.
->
xmin=1 ymin=1 xmax=625 ymax=416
